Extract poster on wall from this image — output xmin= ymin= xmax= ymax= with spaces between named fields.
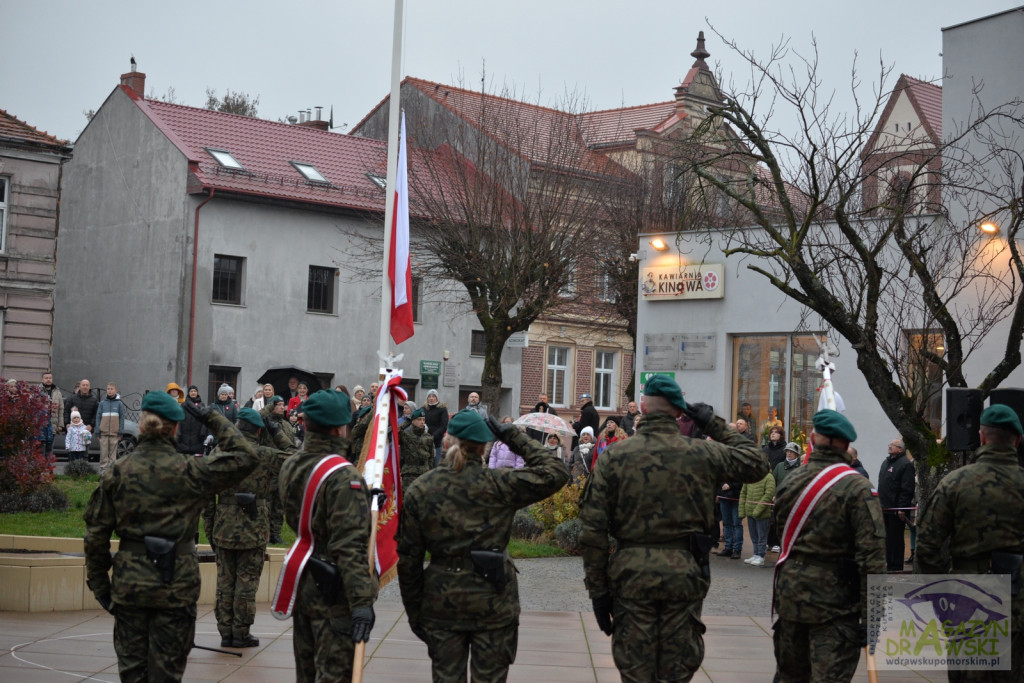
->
xmin=640 ymin=264 xmax=724 ymax=300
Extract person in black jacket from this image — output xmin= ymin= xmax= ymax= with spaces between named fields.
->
xmin=878 ymin=438 xmax=915 ymax=571
xmin=64 ymin=379 xmax=100 ymax=434
xmin=762 ymin=425 xmax=788 ymax=551
xmin=572 ymin=393 xmax=600 ymax=437
xmin=423 ymin=389 xmax=449 ymax=466
xmin=177 ymin=385 xmax=209 ymax=455
xmin=847 ymin=446 xmax=870 ymax=479
xmin=532 ymin=393 xmax=558 ymax=415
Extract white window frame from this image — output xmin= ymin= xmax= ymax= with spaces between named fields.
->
xmin=547 ymin=346 xmax=571 ymax=407
xmin=205 ymin=148 xmax=245 ymax=170
xmin=291 ymin=161 xmax=329 ymax=184
xmin=594 ymin=350 xmax=617 ymax=410
xmin=598 ymin=269 xmax=614 ymax=303
xmin=558 ymin=265 xmax=576 ymax=299
xmin=0 ymin=176 xmax=8 ymax=253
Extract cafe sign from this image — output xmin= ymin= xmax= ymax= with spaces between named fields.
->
xmin=641 ymin=264 xmax=724 ymax=300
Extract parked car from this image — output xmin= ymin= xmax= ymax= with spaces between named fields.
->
xmin=52 ymin=419 xmax=139 ymax=462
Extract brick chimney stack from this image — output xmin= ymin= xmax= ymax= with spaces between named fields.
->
xmin=120 ymin=57 xmax=146 ymax=98
xmin=297 ymin=106 xmax=330 ymax=131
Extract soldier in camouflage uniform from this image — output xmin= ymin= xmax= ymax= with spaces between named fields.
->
xmin=771 ymin=409 xmax=885 ymax=683
xmin=202 ymin=407 xmax=295 ymax=648
xmin=398 ymin=410 xmax=569 ymax=682
xmin=259 ymin=395 xmax=293 ymax=544
xmin=83 ymin=391 xmax=257 ymax=682
xmin=579 ymin=375 xmax=767 ymax=682
xmin=278 ymin=390 xmax=377 ymax=682
xmin=399 ymin=407 xmax=434 ymax=491
xmin=917 ymin=404 xmax=1024 ymax=682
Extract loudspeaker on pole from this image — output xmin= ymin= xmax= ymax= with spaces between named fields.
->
xmin=946 ymin=388 xmax=982 ymax=451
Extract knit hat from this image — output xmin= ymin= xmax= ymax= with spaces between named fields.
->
xmin=784 ymin=441 xmax=801 ymax=455
xmin=352 ymin=384 xmax=365 ymax=396
xmin=237 ymin=408 xmax=264 ymax=428
xmin=981 ymin=404 xmax=1023 ymax=436
xmin=426 ymin=389 xmax=439 ymax=398
xmin=404 ymin=400 xmax=418 ymax=412
xmin=580 ymin=426 xmax=595 ymax=440
xmin=141 ymin=391 xmax=185 ymax=422
xmin=218 ymin=383 xmax=233 ymax=396
xmin=447 ymin=410 xmax=493 ymax=443
xmin=303 ymin=390 xmax=352 ymax=427
xmin=812 ymin=409 xmax=857 ymax=442
xmin=70 ymin=408 xmax=82 ymax=422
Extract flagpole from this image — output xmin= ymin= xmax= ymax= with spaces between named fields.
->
xmin=379 ymin=0 xmax=405 ymax=360
xmin=356 ymin=3 xmax=403 ymax=681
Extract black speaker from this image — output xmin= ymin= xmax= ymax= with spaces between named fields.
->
xmin=989 ymin=388 xmax=1024 ymax=463
xmin=946 ymin=387 xmax=982 ymax=451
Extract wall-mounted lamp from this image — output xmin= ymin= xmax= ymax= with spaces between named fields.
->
xmin=443 ymin=349 xmax=450 ymax=361
xmin=979 ymin=221 xmax=1000 ymax=236
xmin=649 ymin=237 xmax=669 ymax=251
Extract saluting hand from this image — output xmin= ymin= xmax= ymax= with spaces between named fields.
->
xmin=682 ymin=402 xmax=715 ymax=430
xmin=183 ymin=401 xmax=214 ymax=422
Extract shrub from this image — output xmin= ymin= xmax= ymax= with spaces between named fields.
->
xmin=528 ymin=475 xmax=587 ymax=532
xmin=511 ymin=509 xmax=544 ymax=539
xmin=0 ymin=379 xmax=55 ymax=498
xmin=0 ymin=483 xmax=68 ymax=513
xmin=64 ymin=459 xmax=97 ymax=478
xmin=554 ymin=518 xmax=583 ymax=555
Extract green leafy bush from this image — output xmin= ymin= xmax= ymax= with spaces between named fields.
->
xmin=528 ymin=475 xmax=586 ymax=532
xmin=554 ymin=518 xmax=583 ymax=555
xmin=64 ymin=459 xmax=96 ymax=478
xmin=511 ymin=509 xmax=544 ymax=539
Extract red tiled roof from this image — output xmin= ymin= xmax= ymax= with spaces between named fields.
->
xmin=125 ymin=88 xmax=399 ymax=213
xmin=579 ymin=101 xmax=676 ymax=148
xmin=0 ymin=109 xmax=70 ymax=151
xmin=902 ymin=75 xmax=942 ymax=141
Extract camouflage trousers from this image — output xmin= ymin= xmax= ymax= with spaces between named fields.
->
xmin=611 ymin=597 xmax=706 ymax=682
xmin=214 ymin=546 xmax=264 ymax=639
xmin=773 ymin=615 xmax=860 ymax=682
xmin=422 ymin=622 xmax=518 ymax=683
xmin=947 ymin=620 xmax=1023 ymax=682
xmin=268 ymin=490 xmax=283 ymax=541
xmin=292 ymin=601 xmax=357 ymax=683
xmin=112 ymin=603 xmax=196 ymax=682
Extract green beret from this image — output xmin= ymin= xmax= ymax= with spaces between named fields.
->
xmin=447 ymin=410 xmax=493 ymax=443
xmin=410 ymin=408 xmax=425 ymax=419
xmin=642 ymin=374 xmax=687 ymax=410
xmin=237 ymin=408 xmax=264 ymax=428
xmin=812 ymin=409 xmax=857 ymax=442
xmin=302 ymin=390 xmax=352 ymax=427
xmin=141 ymin=391 xmax=185 ymax=422
xmin=981 ymin=404 xmax=1023 ymax=436
xmin=269 ymin=395 xmax=284 ymax=405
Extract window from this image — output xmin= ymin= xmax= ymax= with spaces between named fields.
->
xmin=559 ymin=265 xmax=576 ymax=298
xmin=597 ymin=268 xmax=615 ymax=303
xmin=307 ymin=266 xmax=335 ymax=313
xmin=470 ymin=330 xmax=486 ymax=357
xmin=594 ymin=350 xmax=617 ymax=410
xmin=291 ymin=161 xmax=329 ymax=183
xmin=732 ymin=334 xmax=822 ymax=444
xmin=0 ymin=176 xmax=7 ymax=252
xmin=212 ymin=255 xmax=244 ymax=304
xmin=547 ymin=346 xmax=571 ymax=407
xmin=904 ymin=330 xmax=944 ymax=434
xmin=205 ymin=148 xmax=244 ymax=170
xmin=207 ymin=366 xmax=240 ymax=406
xmin=412 ymin=277 xmax=422 ymax=323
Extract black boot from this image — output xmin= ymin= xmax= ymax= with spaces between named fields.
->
xmin=221 ymin=636 xmax=233 ymax=648
xmin=232 ymin=634 xmax=260 ymax=648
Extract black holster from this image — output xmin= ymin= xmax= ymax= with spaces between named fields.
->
xmin=990 ymin=551 xmax=1023 ymax=596
xmin=307 ymin=556 xmax=341 ymax=603
xmin=235 ymin=492 xmax=258 ymax=522
xmin=689 ymin=533 xmax=716 ymax=580
xmin=470 ymin=549 xmax=508 ymax=593
xmin=143 ymin=535 xmax=176 ymax=584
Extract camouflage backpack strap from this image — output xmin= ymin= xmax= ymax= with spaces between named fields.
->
xmin=271 ymin=454 xmax=351 ymax=620
xmin=772 ymin=462 xmax=858 ymax=616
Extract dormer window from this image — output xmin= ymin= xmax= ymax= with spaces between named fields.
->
xmin=367 ymin=173 xmax=387 ymax=191
xmin=291 ymin=161 xmax=328 ymax=183
xmin=206 ymin=148 xmax=244 ymax=170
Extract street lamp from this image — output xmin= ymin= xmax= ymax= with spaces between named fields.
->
xmin=649 ymin=237 xmax=669 ymax=251
xmin=979 ymin=221 xmax=1000 ymax=235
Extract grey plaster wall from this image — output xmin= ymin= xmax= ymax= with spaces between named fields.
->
xmin=54 ymin=87 xmax=190 ymax=393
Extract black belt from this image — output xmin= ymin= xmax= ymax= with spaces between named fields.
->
xmin=618 ymin=537 xmax=692 ymax=551
xmin=118 ymin=538 xmax=196 ymax=556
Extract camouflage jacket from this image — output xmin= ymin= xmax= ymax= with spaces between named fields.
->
xmin=278 ymin=431 xmax=377 ymax=621
xmin=772 ymin=444 xmax=885 ymax=623
xmin=397 ymin=428 xmax=569 ymax=629
xmin=202 ymin=428 xmax=295 ymax=549
xmin=260 ymin=405 xmax=297 ymax=448
xmin=399 ymin=424 xmax=434 ymax=483
xmin=917 ymin=443 xmax=1024 ymax=573
xmin=579 ymin=412 xmax=767 ymax=602
xmin=82 ymin=411 xmax=257 ymax=609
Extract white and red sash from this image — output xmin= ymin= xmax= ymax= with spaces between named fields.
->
xmin=772 ymin=462 xmax=858 ymax=615
xmin=271 ymin=454 xmax=351 ymax=620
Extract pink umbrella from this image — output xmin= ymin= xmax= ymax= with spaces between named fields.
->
xmin=513 ymin=412 xmax=577 ymax=444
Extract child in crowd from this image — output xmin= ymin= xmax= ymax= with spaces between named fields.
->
xmin=65 ymin=408 xmax=91 ymax=462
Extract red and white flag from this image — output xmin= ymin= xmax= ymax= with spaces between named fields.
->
xmin=388 ymin=112 xmax=414 ymax=345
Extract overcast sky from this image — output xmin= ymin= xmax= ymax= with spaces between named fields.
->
xmin=1 ymin=1 xmax=1018 ymax=143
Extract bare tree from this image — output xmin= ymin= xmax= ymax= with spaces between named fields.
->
xmin=674 ymin=32 xmax=1024 ymax=502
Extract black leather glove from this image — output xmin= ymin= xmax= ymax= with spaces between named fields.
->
xmin=409 ymin=619 xmax=428 ymax=643
xmin=682 ymin=402 xmax=715 ymax=431
xmin=592 ymin=595 xmax=614 ymax=636
xmin=486 ymin=415 xmax=517 ymax=442
xmin=370 ymin=487 xmax=387 ymax=510
xmin=351 ymin=606 xmax=375 ymax=643
xmin=96 ymin=593 xmax=114 ymax=614
xmin=183 ymin=401 xmax=214 ymax=423
xmin=857 ymin=622 xmax=868 ymax=648
xmin=263 ymin=415 xmax=279 ymax=435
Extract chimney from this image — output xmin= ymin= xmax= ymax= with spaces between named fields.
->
xmin=296 ymin=106 xmax=330 ymax=131
xmin=120 ymin=58 xmax=146 ymax=98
